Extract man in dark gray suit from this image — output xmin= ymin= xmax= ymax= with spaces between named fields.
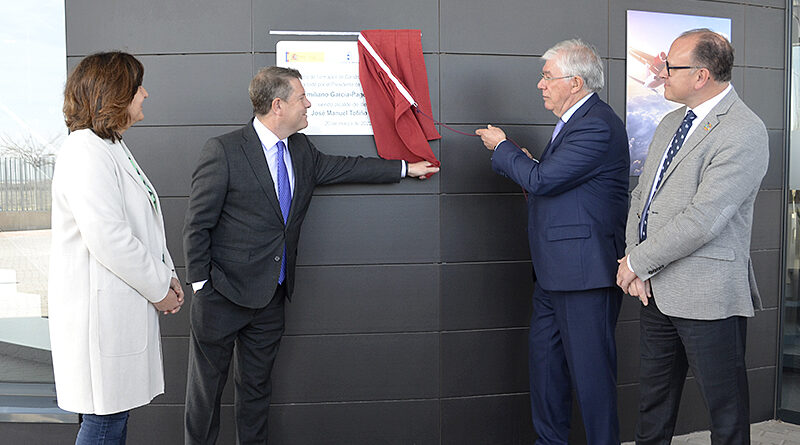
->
xmin=616 ymin=30 xmax=768 ymax=444
xmin=183 ymin=66 xmax=438 ymax=444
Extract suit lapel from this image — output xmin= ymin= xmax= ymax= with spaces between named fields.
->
xmin=285 ymin=133 xmax=308 ymax=225
xmin=542 ymin=94 xmax=599 ymax=159
xmin=659 ymin=90 xmax=737 ymax=186
xmin=241 ymin=122 xmax=284 ymax=222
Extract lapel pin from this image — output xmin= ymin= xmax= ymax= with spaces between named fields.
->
xmin=703 ymin=122 xmax=712 ymax=131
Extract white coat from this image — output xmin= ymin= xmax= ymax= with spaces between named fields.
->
xmin=48 ymin=128 xmax=175 ymax=415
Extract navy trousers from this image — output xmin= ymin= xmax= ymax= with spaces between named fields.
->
xmin=529 ymin=283 xmax=622 ymax=445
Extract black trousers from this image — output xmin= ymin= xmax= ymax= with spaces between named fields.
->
xmin=185 ymin=285 xmax=286 ymax=445
xmin=635 ymin=297 xmax=750 ymax=445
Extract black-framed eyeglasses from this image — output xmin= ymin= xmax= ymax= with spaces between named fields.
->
xmin=665 ymin=61 xmax=705 ymax=77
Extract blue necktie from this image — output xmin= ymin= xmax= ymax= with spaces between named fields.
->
xmin=276 ymin=140 xmax=292 ymax=284
xmin=551 ymin=119 xmax=565 ymax=142
xmin=639 ymin=110 xmax=697 ymax=241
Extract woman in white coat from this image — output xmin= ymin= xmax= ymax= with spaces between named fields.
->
xmin=48 ymin=51 xmax=184 ymax=444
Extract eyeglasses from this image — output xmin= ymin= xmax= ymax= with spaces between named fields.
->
xmin=540 ymin=73 xmax=573 ymax=82
xmin=665 ymin=61 xmax=705 ymax=77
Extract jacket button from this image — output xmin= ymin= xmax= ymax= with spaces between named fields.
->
xmin=274 ymin=256 xmax=281 ymax=262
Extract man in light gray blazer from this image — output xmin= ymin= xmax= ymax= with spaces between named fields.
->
xmin=616 ymin=29 xmax=768 ymax=444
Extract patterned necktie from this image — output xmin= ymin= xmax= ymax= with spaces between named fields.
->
xmin=551 ymin=119 xmax=565 ymax=142
xmin=639 ymin=110 xmax=697 ymax=241
xmin=276 ymin=140 xmax=292 ymax=284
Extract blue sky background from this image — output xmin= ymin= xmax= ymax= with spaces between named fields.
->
xmin=0 ymin=2 xmax=66 ymax=153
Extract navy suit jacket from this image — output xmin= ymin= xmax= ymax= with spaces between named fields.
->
xmin=492 ymin=94 xmax=629 ymax=292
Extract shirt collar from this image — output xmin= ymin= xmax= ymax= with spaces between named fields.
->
xmin=253 ymin=117 xmax=283 ymax=150
xmin=560 ymin=92 xmax=594 ymax=124
xmin=686 ymin=83 xmax=732 ymax=123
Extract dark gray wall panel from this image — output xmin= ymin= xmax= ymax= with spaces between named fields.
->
xmin=0 ymin=423 xmax=78 ymax=444
xmin=124 ymin=125 xmax=241 ymax=197
xmin=65 ymin=0 xmax=252 ymax=55
xmin=441 ymin=194 xmax=530 ymax=262
xmin=749 ymin=367 xmax=777 ymax=422
xmin=440 ymin=329 xmax=528 ymax=397
xmin=441 ymin=394 xmax=533 ymax=445
xmin=746 ymin=308 xmax=778 ymax=369
xmin=751 ymin=190 xmax=783 ymax=251
xmin=160 ymin=197 xmax=189 ymax=268
xmin=269 ymin=400 xmax=439 ymax=445
xmin=441 ymin=54 xmax=548 ymax=125
xmin=752 ymin=249 xmax=781 ymax=309
xmin=617 ymin=384 xmax=639 ymax=442
xmin=440 ymin=0 xmax=608 ymax=56
xmin=743 ymin=67 xmax=786 ymax=130
xmin=252 ymin=0 xmax=440 ymax=53
xmin=745 ymin=5 xmax=785 ymax=69
xmin=616 ymin=320 xmax=640 ymax=385
xmin=732 ymin=66 xmax=745 ymax=95
xmin=609 ymin=0 xmax=746 ymax=61
xmin=440 ymin=262 xmax=532 ymax=330
xmin=440 ymin=125 xmax=553 ymax=194
xmin=608 ymin=59 xmax=627 ymax=120
xmin=128 ymin=404 xmax=236 ymax=444
xmin=286 ymin=264 xmax=439 ymax=334
xmin=762 ymin=130 xmax=785 ymax=190
xmin=271 ymin=333 xmax=438 ymax=402
xmin=152 ymin=337 xmax=189 ymax=405
xmin=296 ymin=195 xmax=439 ymax=265
xmin=309 ymin=136 xmax=440 ymax=196
xmin=136 ymin=54 xmax=253 ymax=126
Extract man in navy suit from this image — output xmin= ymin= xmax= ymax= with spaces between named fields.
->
xmin=477 ymin=39 xmax=629 ymax=445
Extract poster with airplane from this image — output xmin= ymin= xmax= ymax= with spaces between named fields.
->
xmin=626 ymin=10 xmax=731 ymax=175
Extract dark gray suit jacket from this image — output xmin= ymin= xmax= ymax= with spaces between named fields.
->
xmin=183 ymin=121 xmax=402 ymax=308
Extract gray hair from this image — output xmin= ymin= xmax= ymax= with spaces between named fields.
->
xmin=543 ymin=39 xmax=604 ymax=92
xmin=249 ymin=66 xmax=302 ymax=116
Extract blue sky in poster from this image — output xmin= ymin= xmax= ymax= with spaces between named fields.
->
xmin=625 ymin=10 xmax=731 ymax=176
xmin=627 ymin=10 xmax=732 ymax=55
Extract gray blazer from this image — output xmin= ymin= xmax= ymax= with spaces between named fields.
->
xmin=625 ymin=88 xmax=768 ymax=320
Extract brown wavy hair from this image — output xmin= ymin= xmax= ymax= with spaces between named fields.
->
xmin=63 ymin=51 xmax=143 ymax=142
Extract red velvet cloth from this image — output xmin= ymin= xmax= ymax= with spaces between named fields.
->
xmin=358 ymin=29 xmax=440 ymax=168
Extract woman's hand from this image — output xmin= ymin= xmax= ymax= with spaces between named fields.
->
xmin=154 ymin=282 xmax=184 ymax=315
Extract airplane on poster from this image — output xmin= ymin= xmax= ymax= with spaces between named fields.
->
xmin=628 ymin=48 xmax=667 ymax=92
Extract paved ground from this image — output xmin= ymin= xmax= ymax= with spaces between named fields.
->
xmin=622 ymin=420 xmax=800 ymax=444
xmin=0 ymin=228 xmax=50 ymax=317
